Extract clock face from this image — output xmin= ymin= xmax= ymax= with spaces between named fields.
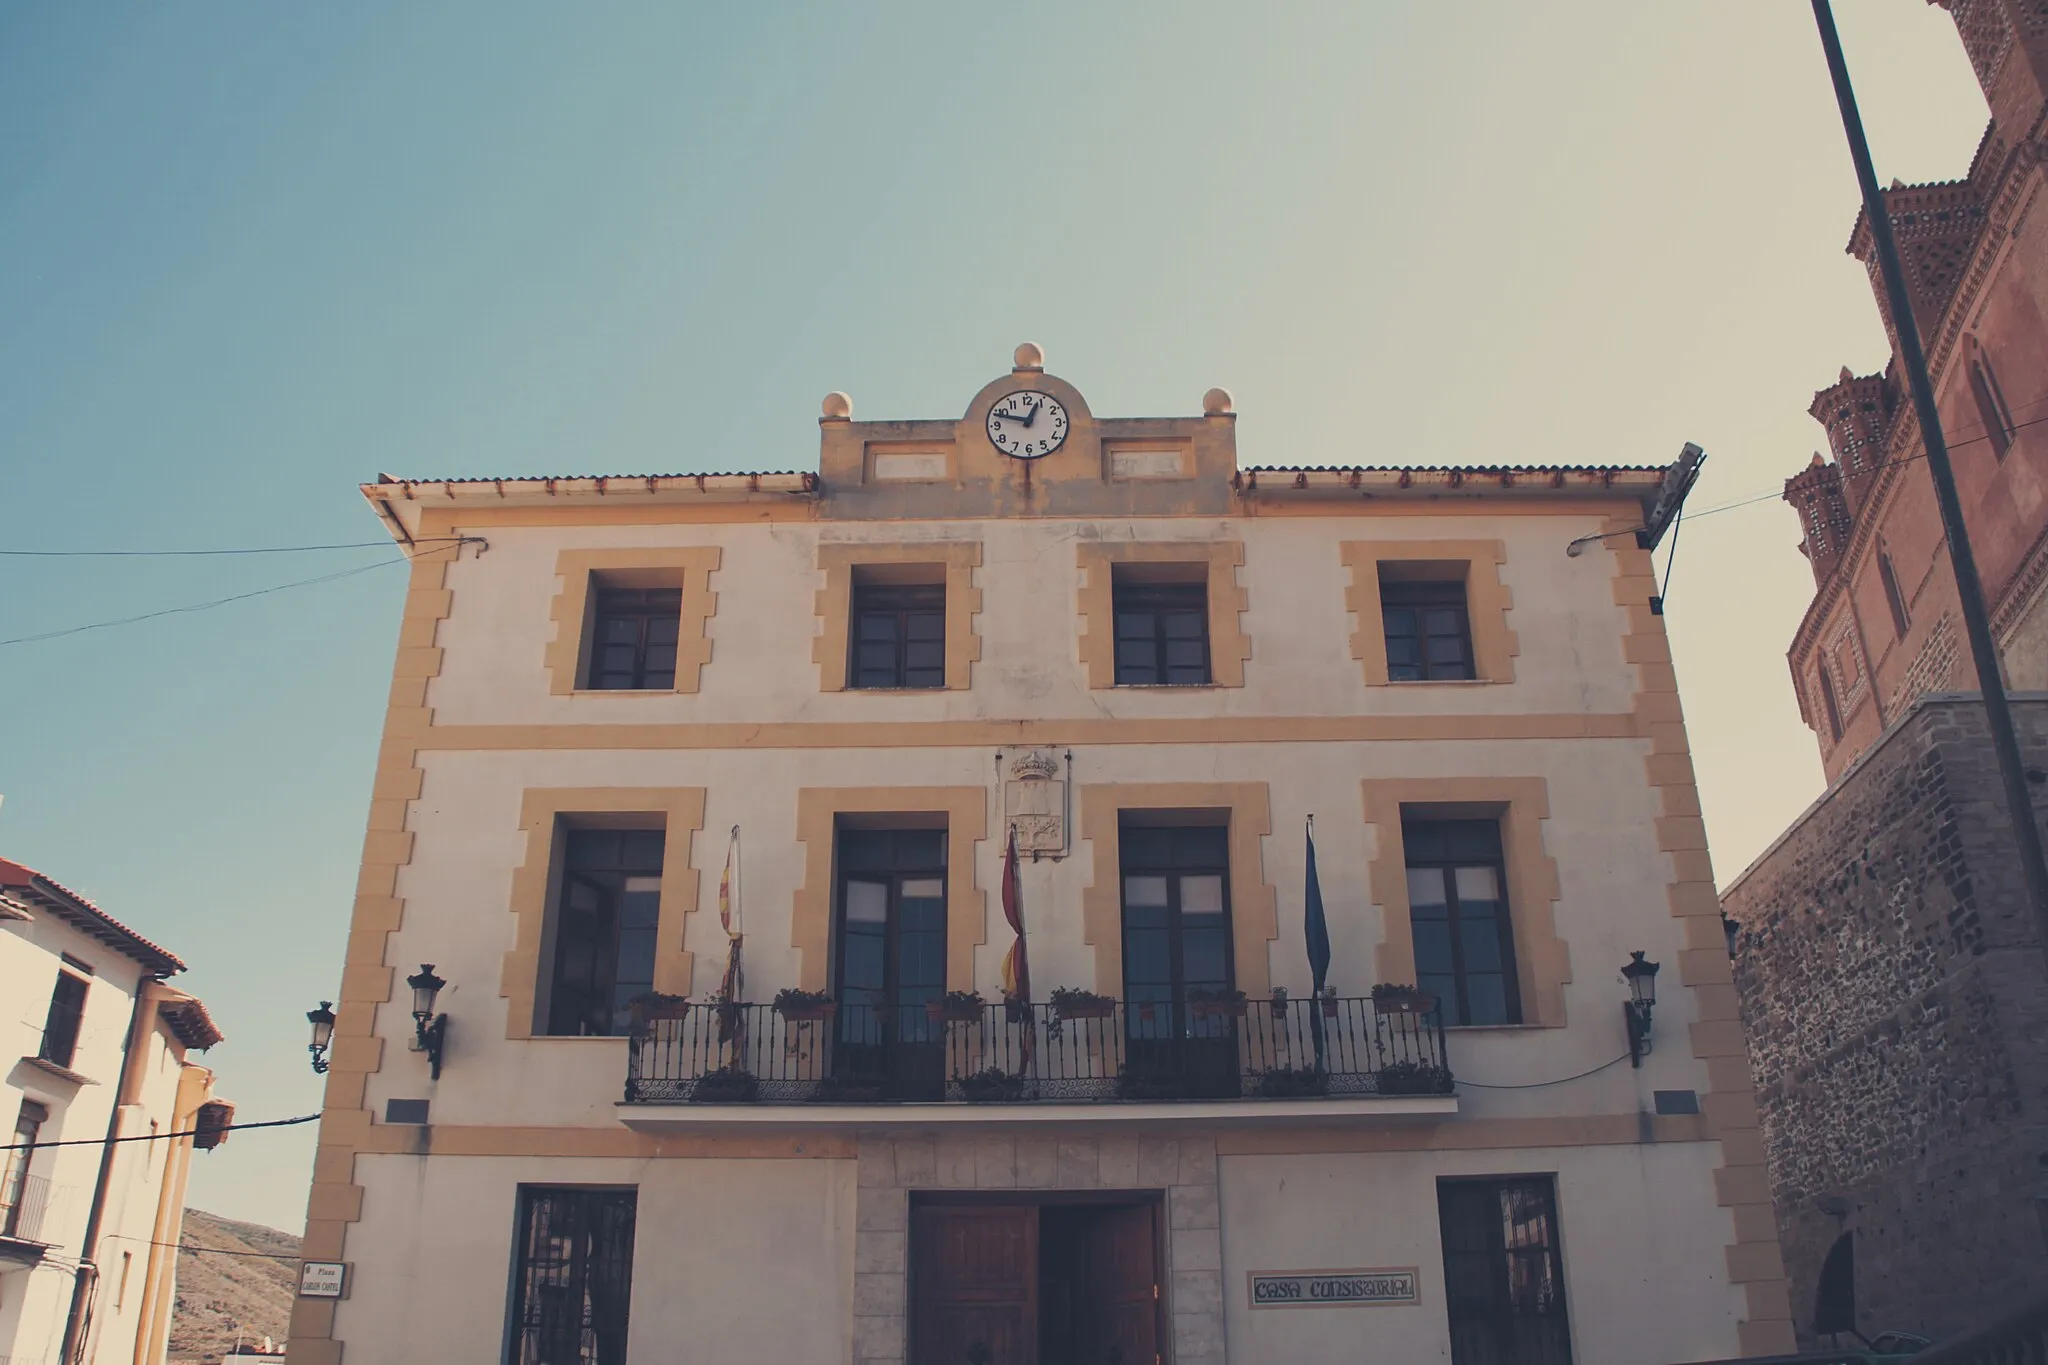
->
xmin=986 ymin=390 xmax=1070 ymax=460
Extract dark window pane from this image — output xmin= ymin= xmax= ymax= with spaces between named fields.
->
xmin=39 ymin=974 xmax=88 ymax=1069
xmin=849 ymin=584 xmax=946 ymax=689
xmin=1112 ymin=582 xmax=1211 ymax=686
xmin=1465 ymin=974 xmax=1511 ymax=1027
xmin=1381 ymin=580 xmax=1476 ymax=681
xmin=590 ymin=586 xmax=686 ymax=691
xmin=1403 ymin=818 xmax=1519 ymax=1027
xmin=546 ymin=827 xmax=667 ymax=1037
xmin=509 ymin=1188 xmax=638 ymax=1365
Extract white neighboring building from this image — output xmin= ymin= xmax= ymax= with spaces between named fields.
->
xmin=290 ymin=350 xmax=1794 ymax=1365
xmin=0 ymin=857 xmax=228 ymax=1365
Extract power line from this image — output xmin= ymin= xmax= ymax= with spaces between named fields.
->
xmin=0 ymin=542 xmax=467 ymax=649
xmin=0 ymin=540 xmax=443 ymax=558
xmin=0 ymin=1112 xmax=320 ymax=1153
xmin=102 ymin=1233 xmax=302 ymax=1262
xmin=1457 ymin=1052 xmax=1633 ymax=1089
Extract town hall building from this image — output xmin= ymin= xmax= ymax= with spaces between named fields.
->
xmin=287 ymin=346 xmax=1789 ymax=1365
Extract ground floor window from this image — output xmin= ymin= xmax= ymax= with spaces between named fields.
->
xmin=508 ymin=1186 xmax=638 ymax=1365
xmin=1437 ymin=1176 xmax=1572 ymax=1365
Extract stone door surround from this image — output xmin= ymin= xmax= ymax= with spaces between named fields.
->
xmin=855 ymin=1133 xmax=1225 ymax=1365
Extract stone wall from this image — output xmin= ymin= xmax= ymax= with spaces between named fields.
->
xmin=1723 ymin=696 xmax=2048 ymax=1346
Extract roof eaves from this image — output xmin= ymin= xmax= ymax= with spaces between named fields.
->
xmin=0 ymin=858 xmax=187 ymax=975
xmin=158 ymin=987 xmax=225 ymax=1051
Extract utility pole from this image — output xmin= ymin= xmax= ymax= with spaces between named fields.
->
xmin=1811 ymin=0 xmax=2048 ymax=971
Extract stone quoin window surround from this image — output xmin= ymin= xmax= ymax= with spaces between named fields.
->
xmin=814 ymin=543 xmax=982 ymax=692
xmin=1361 ymin=778 xmax=1569 ymax=1028
xmin=545 ymin=547 xmax=721 ymax=696
xmin=1343 ymin=541 xmax=1518 ymax=686
xmin=1078 ymin=783 xmax=1278 ymax=999
xmin=1077 ymin=541 xmax=1250 ymax=690
xmin=789 ymin=788 xmax=987 ymax=994
xmin=502 ymin=789 xmax=705 ymax=1041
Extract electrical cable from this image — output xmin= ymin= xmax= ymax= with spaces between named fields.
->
xmin=1456 ymin=1052 xmax=1634 ymax=1089
xmin=0 ymin=541 xmax=469 ymax=649
xmin=100 ymin=1233 xmax=303 ymax=1261
xmin=0 ymin=539 xmax=465 ymax=558
xmin=0 ymin=1112 xmax=319 ymax=1153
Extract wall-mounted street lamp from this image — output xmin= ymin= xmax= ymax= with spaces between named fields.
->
xmin=1622 ymin=951 xmax=1661 ymax=1068
xmin=407 ymin=964 xmax=449 ymax=1080
xmin=306 ymin=1001 xmax=336 ymax=1075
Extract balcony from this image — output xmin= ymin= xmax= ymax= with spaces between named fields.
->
xmin=619 ymin=995 xmax=1456 ymax=1130
xmin=0 ymin=1174 xmax=60 ymax=1264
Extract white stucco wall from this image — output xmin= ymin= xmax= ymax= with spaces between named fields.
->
xmin=1217 ymin=1143 xmax=1741 ymax=1365
xmin=334 ymin=1153 xmax=857 ymax=1365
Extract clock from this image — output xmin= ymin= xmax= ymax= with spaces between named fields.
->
xmin=986 ymin=390 xmax=1070 ymax=460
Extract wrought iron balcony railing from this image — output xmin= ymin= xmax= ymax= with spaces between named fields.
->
xmin=623 ymin=995 xmax=1451 ymax=1105
xmin=0 ymin=1173 xmax=56 ymax=1245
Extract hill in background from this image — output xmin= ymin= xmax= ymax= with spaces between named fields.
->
xmin=168 ymin=1208 xmax=299 ymax=1361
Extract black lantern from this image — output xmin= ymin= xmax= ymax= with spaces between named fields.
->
xmin=405 ymin=964 xmax=450 ymax=1080
xmin=306 ymin=1001 xmax=336 ymax=1075
xmin=1621 ymin=951 xmax=1661 ymax=1067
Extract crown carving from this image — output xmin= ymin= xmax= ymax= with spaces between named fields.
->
xmin=1009 ymin=751 xmax=1060 ymax=781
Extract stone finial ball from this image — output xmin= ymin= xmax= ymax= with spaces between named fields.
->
xmin=1203 ymin=387 xmax=1234 ymax=415
xmin=821 ymin=391 xmax=853 ymax=419
xmin=1013 ymin=342 xmax=1045 ymax=370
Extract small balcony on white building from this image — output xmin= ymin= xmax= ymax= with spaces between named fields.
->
xmin=616 ymin=992 xmax=1457 ymax=1130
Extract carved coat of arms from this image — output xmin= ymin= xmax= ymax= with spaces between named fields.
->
xmin=1002 ymin=749 xmax=1066 ymax=856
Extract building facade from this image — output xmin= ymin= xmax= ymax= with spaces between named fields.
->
xmin=288 ymin=348 xmax=1791 ymax=1365
xmin=0 ymin=857 xmax=228 ymax=1365
xmin=1780 ymin=0 xmax=2048 ymax=779
xmin=1729 ymin=0 xmax=2048 ymax=1348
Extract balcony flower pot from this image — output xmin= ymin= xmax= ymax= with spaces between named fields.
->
xmin=1048 ymin=989 xmax=1115 ymax=1021
xmin=1255 ymin=1066 xmax=1329 ymax=1099
xmin=928 ymin=991 xmax=987 ymax=1024
xmin=958 ymin=1068 xmax=1028 ymax=1103
xmin=1375 ymin=1061 xmax=1455 ymax=1096
xmin=1268 ymin=989 xmax=1290 ymax=1019
xmin=1370 ymin=984 xmax=1436 ymax=1016
xmin=628 ymin=992 xmax=691 ymax=1024
xmin=690 ymin=1067 xmax=760 ymax=1103
xmin=1003 ymin=995 xmax=1033 ymax=1025
xmin=1321 ymin=996 xmax=1341 ymax=1019
xmin=773 ymin=989 xmax=837 ymax=1023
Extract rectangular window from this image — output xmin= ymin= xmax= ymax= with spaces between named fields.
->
xmin=849 ymin=584 xmax=946 ymax=689
xmin=1112 ymin=581 xmax=1210 ymax=685
xmin=508 ymin=1186 xmax=638 ymax=1365
xmin=588 ymin=588 xmax=683 ymax=691
xmin=1817 ymin=665 xmax=1843 ymax=742
xmin=39 ymin=971 xmax=88 ymax=1068
xmin=1404 ymin=818 xmax=1520 ymax=1026
xmin=1120 ymin=823 xmax=1239 ymax=1098
xmin=545 ymin=828 xmax=665 ymax=1038
xmin=1971 ymin=357 xmax=2016 ymax=461
xmin=835 ymin=827 xmax=948 ymax=1100
xmin=1879 ymin=547 xmax=1910 ymax=639
xmin=2 ymin=1101 xmax=46 ymax=1238
xmin=1382 ymin=580 xmax=1476 ymax=681
xmin=1438 ymin=1177 xmax=1572 ymax=1365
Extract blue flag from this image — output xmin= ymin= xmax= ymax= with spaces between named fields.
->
xmin=1304 ymin=820 xmax=1331 ymax=994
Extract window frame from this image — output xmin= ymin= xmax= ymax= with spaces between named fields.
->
xmin=543 ymin=825 xmax=669 ymax=1039
xmin=1110 ymin=580 xmax=1213 ymax=687
xmin=1878 ymin=543 xmax=1910 ymax=639
xmin=847 ymin=582 xmax=948 ymax=690
xmin=1401 ymin=818 xmax=1523 ymax=1027
xmin=585 ymin=587 xmax=685 ymax=692
xmin=1380 ymin=579 xmax=1478 ymax=682
xmin=832 ymin=828 xmax=950 ymax=1018
xmin=1118 ymin=824 xmax=1236 ymax=1030
xmin=505 ymin=1185 xmax=639 ymax=1365
xmin=1436 ymin=1175 xmax=1573 ymax=1365
xmin=39 ymin=970 xmax=89 ymax=1069
xmin=1970 ymin=355 xmax=2016 ymax=461
xmin=1816 ymin=664 xmax=1843 ymax=742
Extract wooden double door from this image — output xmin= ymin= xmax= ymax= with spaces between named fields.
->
xmin=912 ymin=1199 xmax=1161 ymax=1365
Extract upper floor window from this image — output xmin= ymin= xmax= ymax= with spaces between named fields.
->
xmin=1969 ymin=354 xmax=2016 ymax=461
xmin=546 ymin=828 xmax=664 ymax=1037
xmin=1404 ymin=818 xmax=1519 ymax=1026
xmin=850 ymin=583 xmax=946 ymax=689
xmin=1113 ymin=578 xmax=1210 ymax=685
xmin=1816 ymin=665 xmax=1843 ymax=742
xmin=1878 ymin=544 xmax=1910 ymax=639
xmin=39 ymin=970 xmax=88 ymax=1069
xmin=2 ymin=1100 xmax=46 ymax=1239
xmin=1382 ymin=580 xmax=1476 ymax=681
xmin=588 ymin=587 xmax=683 ymax=691
xmin=508 ymin=1185 xmax=638 ymax=1365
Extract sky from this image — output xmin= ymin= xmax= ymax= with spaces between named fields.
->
xmin=0 ymin=4 xmax=1994 ymax=1232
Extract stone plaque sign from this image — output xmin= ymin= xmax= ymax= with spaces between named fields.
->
xmin=1248 ymin=1268 xmax=1419 ymax=1309
xmin=299 ymin=1261 xmax=347 ymax=1299
xmin=1002 ymin=749 xmax=1066 ymax=855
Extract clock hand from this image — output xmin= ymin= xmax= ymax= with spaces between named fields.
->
xmin=1022 ymin=400 xmax=1042 ymax=428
